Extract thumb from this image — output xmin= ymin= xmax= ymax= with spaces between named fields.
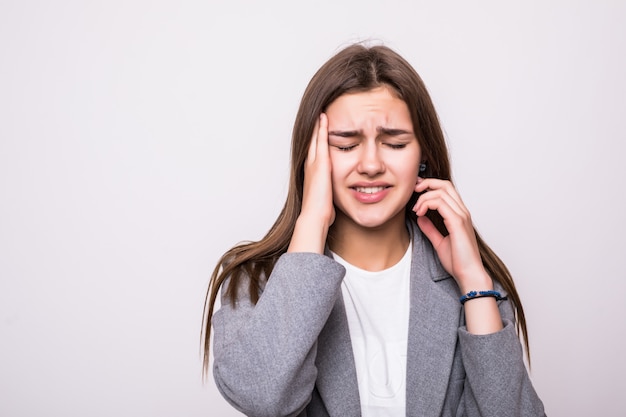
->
xmin=417 ymin=215 xmax=444 ymax=248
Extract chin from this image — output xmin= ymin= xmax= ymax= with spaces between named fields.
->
xmin=353 ymin=216 xmax=389 ymax=229
xmin=344 ymin=208 xmax=405 ymax=230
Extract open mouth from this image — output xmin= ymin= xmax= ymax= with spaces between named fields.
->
xmin=353 ymin=186 xmax=388 ymax=194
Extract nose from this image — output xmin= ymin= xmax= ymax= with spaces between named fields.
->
xmin=357 ymin=142 xmax=385 ymax=176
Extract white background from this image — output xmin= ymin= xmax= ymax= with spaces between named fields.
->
xmin=1 ymin=1 xmax=625 ymax=416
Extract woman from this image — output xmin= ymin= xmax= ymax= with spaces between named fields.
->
xmin=202 ymin=44 xmax=546 ymax=417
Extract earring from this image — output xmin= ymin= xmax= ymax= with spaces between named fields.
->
xmin=419 ymin=162 xmax=427 ymax=173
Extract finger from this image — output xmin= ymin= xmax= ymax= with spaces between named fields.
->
xmin=413 ymin=189 xmax=468 ymax=220
xmin=415 ymin=178 xmax=467 ymax=211
xmin=316 ymin=113 xmax=329 ymax=158
xmin=415 ymin=199 xmax=468 ymax=234
xmin=307 ymin=116 xmax=321 ymax=165
xmin=417 ymin=215 xmax=444 ymax=248
xmin=413 ymin=188 xmax=471 ymax=221
xmin=414 ymin=177 xmax=447 ymax=193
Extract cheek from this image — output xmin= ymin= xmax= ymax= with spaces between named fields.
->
xmin=389 ymin=152 xmax=421 ymax=183
xmin=399 ymin=169 xmax=420 ymax=193
xmin=329 ymin=156 xmax=342 ymax=196
xmin=407 ymin=162 xmax=421 ymax=180
xmin=329 ymin=153 xmax=349 ymax=184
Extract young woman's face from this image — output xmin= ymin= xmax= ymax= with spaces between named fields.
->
xmin=326 ymin=86 xmax=421 ymax=229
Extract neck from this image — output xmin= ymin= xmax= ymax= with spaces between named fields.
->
xmin=329 ymin=211 xmax=410 ymax=272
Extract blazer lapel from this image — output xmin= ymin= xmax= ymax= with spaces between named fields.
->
xmin=405 ymin=223 xmax=462 ymax=417
xmin=315 ymin=290 xmax=361 ymax=416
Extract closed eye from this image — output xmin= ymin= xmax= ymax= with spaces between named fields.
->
xmin=335 ymin=144 xmax=358 ymax=152
xmin=385 ymin=143 xmax=407 ymax=149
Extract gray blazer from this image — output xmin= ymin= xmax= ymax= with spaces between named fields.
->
xmin=212 ymin=223 xmax=546 ymax=417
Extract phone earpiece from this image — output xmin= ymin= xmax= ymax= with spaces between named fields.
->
xmin=419 ymin=162 xmax=427 ymax=174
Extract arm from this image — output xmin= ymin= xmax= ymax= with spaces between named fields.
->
xmin=457 ymin=295 xmax=546 ymax=416
xmin=413 ymin=177 xmax=503 ymax=335
xmin=213 ymin=114 xmax=338 ymax=417
xmin=212 ymin=253 xmax=345 ymax=417
xmin=413 ymin=179 xmax=546 ymax=415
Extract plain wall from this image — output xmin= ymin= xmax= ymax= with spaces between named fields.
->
xmin=1 ymin=0 xmax=625 ymax=416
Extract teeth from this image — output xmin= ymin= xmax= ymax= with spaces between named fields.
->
xmin=355 ymin=186 xmax=385 ymax=194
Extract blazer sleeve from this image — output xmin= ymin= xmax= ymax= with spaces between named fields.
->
xmin=457 ymin=295 xmax=547 ymax=417
xmin=211 ymin=252 xmax=345 ymax=417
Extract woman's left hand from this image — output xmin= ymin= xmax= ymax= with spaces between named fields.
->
xmin=412 ymin=177 xmax=491 ymax=293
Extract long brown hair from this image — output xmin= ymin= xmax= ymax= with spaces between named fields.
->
xmin=201 ymin=43 xmax=530 ymax=376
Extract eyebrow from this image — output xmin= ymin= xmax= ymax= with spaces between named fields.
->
xmin=378 ymin=127 xmax=412 ymax=136
xmin=328 ymin=130 xmax=359 ymax=137
xmin=328 ymin=127 xmax=413 ymax=137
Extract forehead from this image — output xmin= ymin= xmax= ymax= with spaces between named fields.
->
xmin=326 ymin=86 xmax=412 ymax=127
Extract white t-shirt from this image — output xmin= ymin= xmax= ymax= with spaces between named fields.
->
xmin=333 ymin=244 xmax=412 ymax=417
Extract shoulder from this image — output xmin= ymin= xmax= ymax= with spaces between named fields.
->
xmin=222 ymin=251 xmax=346 ymax=306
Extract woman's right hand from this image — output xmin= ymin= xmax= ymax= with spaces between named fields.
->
xmin=288 ymin=113 xmax=335 ymax=254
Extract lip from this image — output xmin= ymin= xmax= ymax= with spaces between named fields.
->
xmin=349 ymin=182 xmax=392 ymax=204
